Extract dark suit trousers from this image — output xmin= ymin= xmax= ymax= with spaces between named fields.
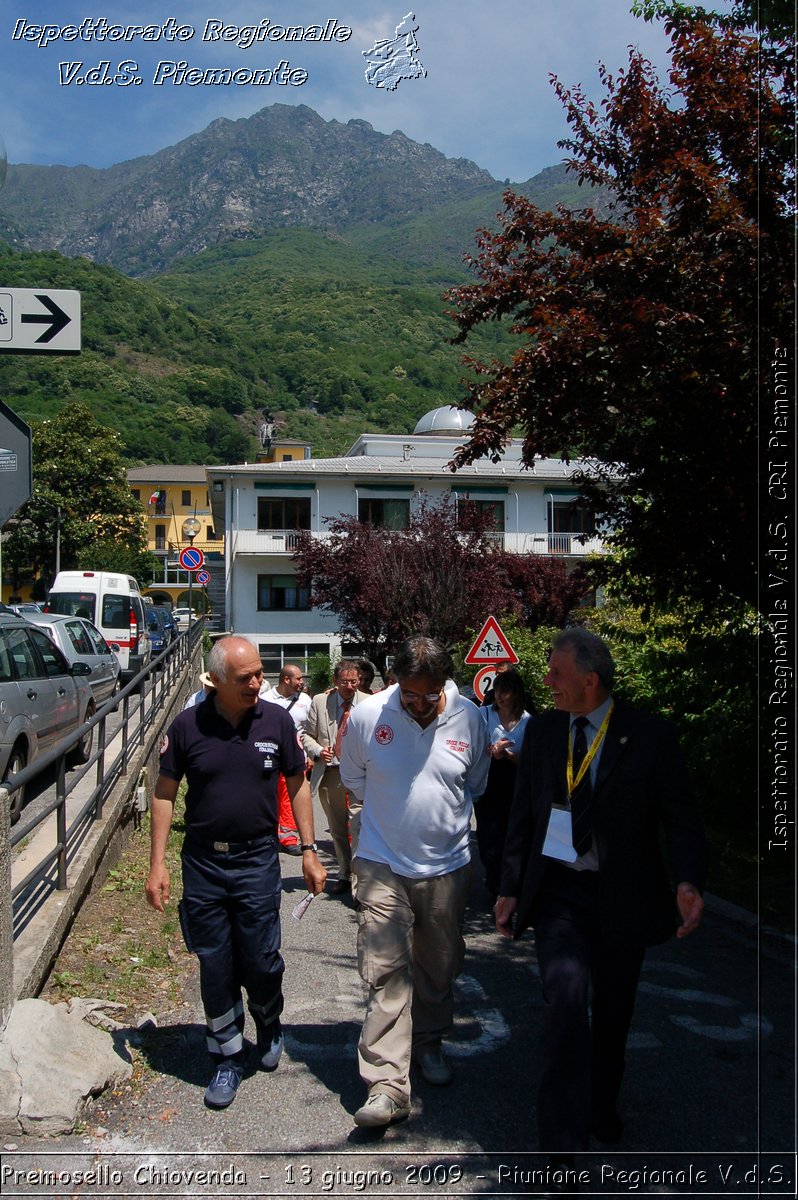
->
xmin=533 ymin=860 xmax=644 ymax=1152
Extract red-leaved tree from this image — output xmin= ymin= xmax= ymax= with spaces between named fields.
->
xmin=446 ymin=18 xmax=793 ymax=615
xmin=292 ymin=495 xmax=587 ymax=670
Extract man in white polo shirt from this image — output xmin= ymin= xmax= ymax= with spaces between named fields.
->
xmin=339 ymin=635 xmax=490 ymax=1128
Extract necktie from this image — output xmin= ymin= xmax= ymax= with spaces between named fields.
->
xmin=570 ymin=716 xmax=593 ymax=857
xmin=334 ymin=700 xmax=351 ymax=759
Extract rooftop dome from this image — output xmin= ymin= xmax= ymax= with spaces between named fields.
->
xmin=413 ymin=406 xmax=475 ymax=435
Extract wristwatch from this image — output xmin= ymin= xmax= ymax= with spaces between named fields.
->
xmin=300 ymin=842 xmax=318 ymax=853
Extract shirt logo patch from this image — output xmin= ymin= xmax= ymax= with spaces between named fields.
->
xmin=375 ymin=724 xmax=394 ymax=745
xmin=159 ymin=734 xmax=169 ymax=755
xmin=446 ymin=739 xmax=469 ymax=753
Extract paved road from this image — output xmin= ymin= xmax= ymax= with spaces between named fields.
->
xmin=3 ymin=813 xmax=795 ymax=1198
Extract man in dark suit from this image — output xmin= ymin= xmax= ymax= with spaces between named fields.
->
xmin=495 ymin=627 xmax=707 ymax=1163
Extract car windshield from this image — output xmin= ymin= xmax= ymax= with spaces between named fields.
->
xmin=47 ymin=592 xmax=96 ymax=622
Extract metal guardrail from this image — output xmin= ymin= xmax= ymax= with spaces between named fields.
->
xmin=3 ymin=621 xmax=204 ymax=934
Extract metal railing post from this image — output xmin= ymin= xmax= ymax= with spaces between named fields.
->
xmin=0 ymin=785 xmax=13 ymax=1033
xmin=56 ymin=755 xmax=67 ymax=890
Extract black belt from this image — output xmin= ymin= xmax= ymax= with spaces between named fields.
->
xmin=184 ymin=831 xmax=276 ymax=854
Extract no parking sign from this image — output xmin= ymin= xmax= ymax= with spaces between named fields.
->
xmin=179 ymin=546 xmax=205 ymax=571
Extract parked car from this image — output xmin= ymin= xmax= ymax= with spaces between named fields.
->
xmin=8 ymin=603 xmax=43 ymax=617
xmin=25 ymin=612 xmax=121 ymax=706
xmin=146 ymin=606 xmax=176 ymax=660
xmin=154 ymin=606 xmax=177 ymax=644
xmin=45 ymin=570 xmax=151 ymax=682
xmin=0 ymin=613 xmax=96 ymax=824
xmin=170 ymin=608 xmax=198 ymax=632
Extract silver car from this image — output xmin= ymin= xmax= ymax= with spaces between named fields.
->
xmin=0 ymin=613 xmax=96 ymax=824
xmin=26 ymin=612 xmax=121 ymax=706
xmin=9 ymin=603 xmax=43 ymax=617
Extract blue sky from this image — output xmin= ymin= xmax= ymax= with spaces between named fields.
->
xmin=2 ymin=1 xmax=693 ymax=183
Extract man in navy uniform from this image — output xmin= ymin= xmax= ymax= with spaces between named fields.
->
xmin=146 ymin=636 xmax=326 ymax=1108
xmin=495 ymin=627 xmax=707 ymax=1160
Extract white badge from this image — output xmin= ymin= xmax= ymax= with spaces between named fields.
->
xmin=542 ymin=805 xmax=577 ymax=863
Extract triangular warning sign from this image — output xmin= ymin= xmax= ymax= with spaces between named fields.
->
xmin=464 ymin=615 xmax=519 ymax=665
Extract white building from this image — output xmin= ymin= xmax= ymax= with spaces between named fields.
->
xmin=206 ymin=407 xmax=604 ymax=676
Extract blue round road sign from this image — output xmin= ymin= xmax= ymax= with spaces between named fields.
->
xmin=196 ymin=569 xmax=211 ymax=585
xmin=179 ymin=546 xmax=205 ymax=571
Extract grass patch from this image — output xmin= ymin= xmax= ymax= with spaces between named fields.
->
xmin=43 ymin=789 xmax=191 ymax=1014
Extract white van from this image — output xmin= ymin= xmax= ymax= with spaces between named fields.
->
xmin=45 ymin=571 xmax=151 ymax=681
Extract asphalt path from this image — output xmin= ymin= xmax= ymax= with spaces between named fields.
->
xmin=3 ymin=809 xmax=795 ymax=1198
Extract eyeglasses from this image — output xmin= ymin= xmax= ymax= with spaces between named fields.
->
xmin=400 ymin=688 xmax=444 ymax=705
xmin=338 ymin=678 xmax=359 ymax=687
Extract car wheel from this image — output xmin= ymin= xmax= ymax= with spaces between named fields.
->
xmin=70 ymin=705 xmax=95 ymax=764
xmin=4 ymin=743 xmax=27 ymax=825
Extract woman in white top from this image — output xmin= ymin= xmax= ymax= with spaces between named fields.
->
xmin=475 ymin=670 xmax=533 ymax=900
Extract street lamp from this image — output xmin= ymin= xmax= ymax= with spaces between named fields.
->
xmin=182 ymin=516 xmax=201 ymax=629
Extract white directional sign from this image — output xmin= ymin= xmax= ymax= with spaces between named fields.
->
xmin=0 ymin=288 xmax=81 ymax=354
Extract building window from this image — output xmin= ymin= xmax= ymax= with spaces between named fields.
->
xmin=258 ymin=643 xmax=329 ymax=679
xmin=549 ymin=499 xmax=594 ymax=534
xmin=154 ymin=494 xmax=166 ymax=516
xmin=182 ymin=490 xmax=191 ymax=507
xmin=257 ymin=497 xmax=311 ymax=530
xmin=155 ymin=524 xmax=166 ymax=551
xmin=358 ymin=498 xmax=410 ymax=529
xmin=131 ymin=489 xmax=140 ymax=501
xmin=458 ymin=498 xmax=505 ymax=533
xmin=206 ymin=526 xmax=219 ymax=541
xmin=257 ymin=574 xmax=310 ymax=611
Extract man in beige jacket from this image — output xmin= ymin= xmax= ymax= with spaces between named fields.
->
xmin=302 ymin=660 xmax=365 ymax=893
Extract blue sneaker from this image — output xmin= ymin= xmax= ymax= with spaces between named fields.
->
xmin=204 ymin=1060 xmax=244 ymax=1108
xmin=259 ymin=1020 xmax=284 ymax=1071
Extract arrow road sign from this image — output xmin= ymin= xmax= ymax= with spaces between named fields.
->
xmin=0 ymin=288 xmax=81 ymax=354
xmin=21 ymin=294 xmax=72 ymax=343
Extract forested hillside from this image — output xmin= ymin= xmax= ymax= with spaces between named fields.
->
xmin=0 ymin=103 xmax=600 ymax=464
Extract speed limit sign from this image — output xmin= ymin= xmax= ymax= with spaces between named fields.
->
xmin=472 ymin=665 xmax=498 ymax=703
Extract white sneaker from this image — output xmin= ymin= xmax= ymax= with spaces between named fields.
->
xmin=259 ymin=1020 xmax=283 ymax=1071
xmin=353 ymin=1092 xmax=411 ymax=1127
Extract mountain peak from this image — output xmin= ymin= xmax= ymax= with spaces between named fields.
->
xmin=3 ymin=103 xmax=499 ymax=275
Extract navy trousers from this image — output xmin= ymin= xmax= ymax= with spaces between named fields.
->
xmin=179 ymin=835 xmax=284 ymax=1062
xmin=532 ymin=860 xmax=644 ymax=1152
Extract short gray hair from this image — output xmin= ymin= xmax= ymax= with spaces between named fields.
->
xmin=392 ymin=635 xmax=453 ymax=685
xmin=551 ymin=627 xmax=615 ymax=691
xmin=207 ymin=636 xmax=259 ymax=683
xmin=334 ymin=659 xmax=360 ymax=680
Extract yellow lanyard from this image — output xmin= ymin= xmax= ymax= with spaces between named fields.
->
xmin=566 ymin=702 xmax=614 ymax=796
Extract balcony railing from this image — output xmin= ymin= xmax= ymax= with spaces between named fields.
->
xmin=233 ymin=529 xmax=329 ymax=554
xmin=503 ymin=532 xmax=606 ymax=556
xmin=232 ymin=528 xmax=605 ymax=557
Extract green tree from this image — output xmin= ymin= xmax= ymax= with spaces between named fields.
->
xmin=74 ymin=540 xmax=161 ymax=585
xmin=446 ymin=18 xmax=793 ymax=617
xmin=3 ymin=402 xmax=150 ymax=589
